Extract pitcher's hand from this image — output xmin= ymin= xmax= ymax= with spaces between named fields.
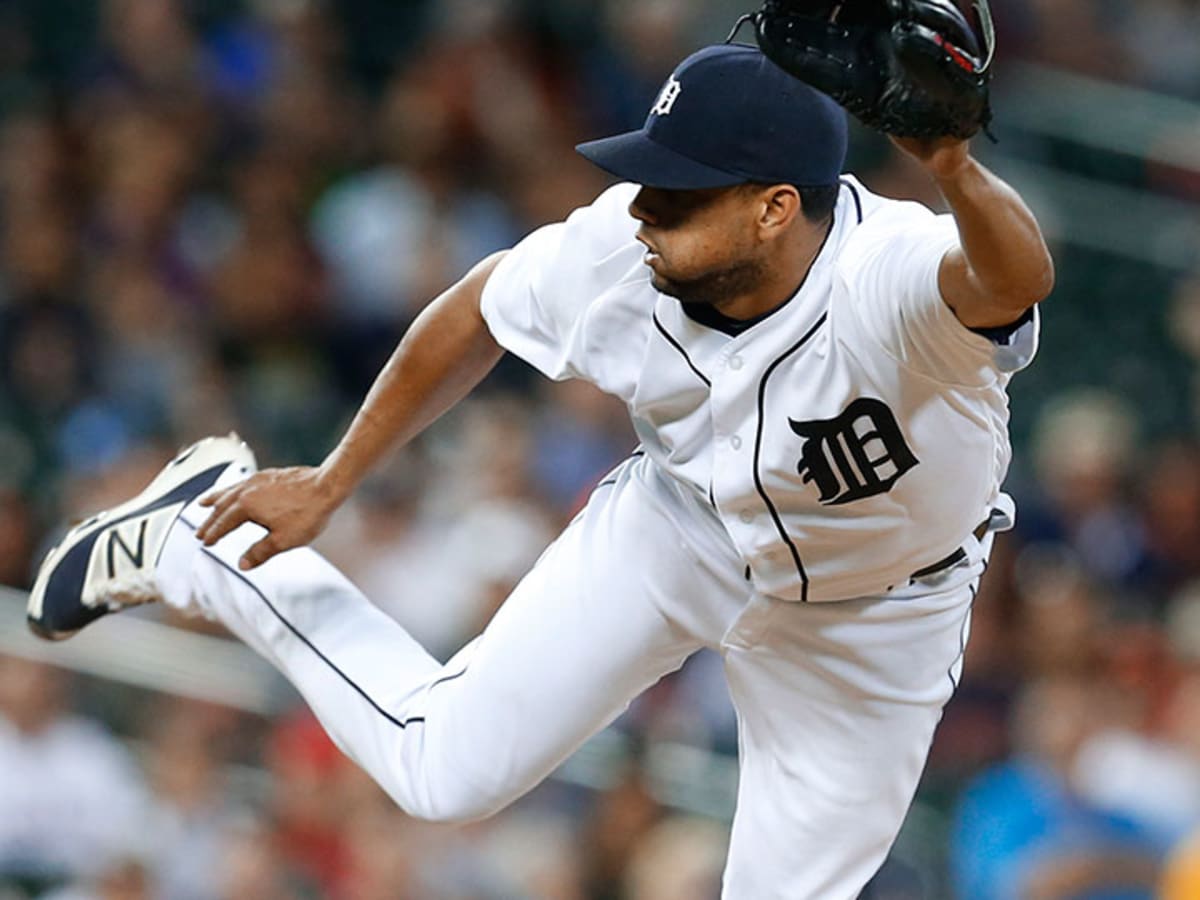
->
xmin=196 ymin=466 xmax=340 ymax=570
xmin=890 ymin=135 xmax=972 ymax=180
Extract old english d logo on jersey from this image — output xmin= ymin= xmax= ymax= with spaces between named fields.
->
xmin=789 ymin=398 xmax=919 ymax=505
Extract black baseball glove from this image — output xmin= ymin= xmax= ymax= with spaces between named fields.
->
xmin=749 ymin=0 xmax=995 ymax=140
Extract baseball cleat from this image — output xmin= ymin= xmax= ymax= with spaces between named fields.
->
xmin=27 ymin=434 xmax=257 ymax=641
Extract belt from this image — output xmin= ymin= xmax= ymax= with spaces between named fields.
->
xmin=910 ymin=518 xmax=991 ymax=581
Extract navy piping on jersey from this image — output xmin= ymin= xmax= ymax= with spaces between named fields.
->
xmin=429 ymin=667 xmax=469 ymax=691
xmin=948 ymin=580 xmax=980 ymax=693
xmin=840 ymin=178 xmax=864 ymax=225
xmin=652 ymin=310 xmax=712 ymax=387
xmin=751 ymin=311 xmax=828 ymax=602
xmin=596 ymin=448 xmax=646 ymax=489
xmin=179 ymin=518 xmax=428 ymax=730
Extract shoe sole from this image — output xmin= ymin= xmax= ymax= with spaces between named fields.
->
xmin=27 ymin=434 xmax=257 ymax=641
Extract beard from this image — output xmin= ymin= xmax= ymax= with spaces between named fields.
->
xmin=648 ymin=255 xmax=767 ymax=309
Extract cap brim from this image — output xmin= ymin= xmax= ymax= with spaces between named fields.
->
xmin=576 ymin=130 xmax=746 ymax=190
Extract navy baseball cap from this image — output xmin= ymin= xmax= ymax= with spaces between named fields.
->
xmin=576 ymin=44 xmax=848 ymax=190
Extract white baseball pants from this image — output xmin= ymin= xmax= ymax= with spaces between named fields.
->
xmin=157 ymin=454 xmax=983 ymax=899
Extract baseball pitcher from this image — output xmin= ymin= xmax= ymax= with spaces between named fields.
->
xmin=28 ymin=3 xmax=1053 ymax=896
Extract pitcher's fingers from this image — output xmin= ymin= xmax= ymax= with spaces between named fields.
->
xmin=197 ymin=488 xmax=225 ymax=508
xmin=196 ymin=484 xmax=246 ymax=540
xmin=198 ymin=503 xmax=253 ymax=547
xmin=239 ymin=533 xmax=284 ymax=571
xmin=196 ymin=490 xmax=226 ymax=533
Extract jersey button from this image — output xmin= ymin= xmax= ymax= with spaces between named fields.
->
xmin=730 ymin=435 xmax=742 ymax=450
xmin=739 ymin=510 xmax=754 ymax=524
xmin=729 ymin=355 xmax=744 ymax=371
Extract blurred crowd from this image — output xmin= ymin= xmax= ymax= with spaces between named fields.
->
xmin=0 ymin=1 xmax=1198 ymax=898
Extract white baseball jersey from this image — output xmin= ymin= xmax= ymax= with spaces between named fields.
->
xmin=147 ymin=175 xmax=1041 ymax=899
xmin=480 ymin=176 xmax=1038 ymax=603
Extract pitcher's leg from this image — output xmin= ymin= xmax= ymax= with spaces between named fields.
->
xmin=158 ymin=464 xmax=711 ymax=823
xmin=719 ymin=579 xmax=978 ymax=899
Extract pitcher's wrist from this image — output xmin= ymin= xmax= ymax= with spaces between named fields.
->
xmin=315 ymin=454 xmax=358 ymax=507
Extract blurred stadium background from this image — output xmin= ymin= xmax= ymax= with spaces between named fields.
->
xmin=0 ymin=1 xmax=1198 ymax=897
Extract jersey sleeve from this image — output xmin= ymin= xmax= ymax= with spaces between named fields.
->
xmin=837 ymin=201 xmax=1039 ymax=386
xmin=480 ymin=183 xmax=640 ymax=381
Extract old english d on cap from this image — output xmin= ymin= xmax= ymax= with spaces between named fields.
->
xmin=576 ymin=44 xmax=848 ymax=190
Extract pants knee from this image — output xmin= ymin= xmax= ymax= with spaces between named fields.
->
xmin=401 ymin=783 xmax=509 ymax=825
xmin=389 ymin=753 xmax=512 ymax=824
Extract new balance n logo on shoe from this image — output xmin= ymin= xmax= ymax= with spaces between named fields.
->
xmin=106 ymin=520 xmax=148 ymax=578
